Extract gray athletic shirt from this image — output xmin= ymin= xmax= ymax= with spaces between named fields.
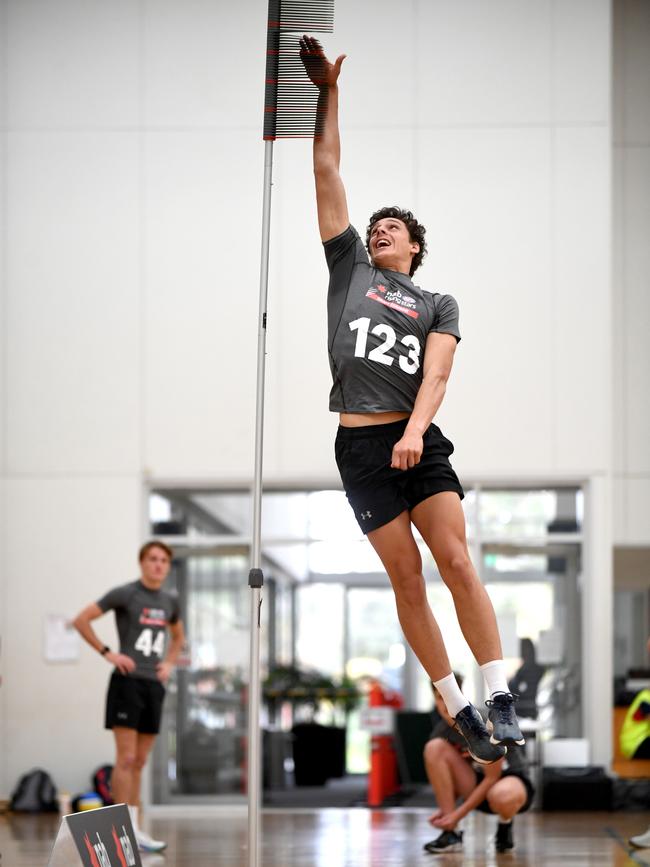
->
xmin=97 ymin=580 xmax=180 ymax=681
xmin=324 ymin=225 xmax=461 ymax=413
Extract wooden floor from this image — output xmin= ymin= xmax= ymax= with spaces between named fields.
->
xmin=2 ymin=808 xmax=649 ymax=866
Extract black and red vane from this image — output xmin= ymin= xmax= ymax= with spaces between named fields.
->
xmin=264 ymin=0 xmax=335 ymax=140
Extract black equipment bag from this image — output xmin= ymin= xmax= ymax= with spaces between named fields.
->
xmin=542 ymin=766 xmax=613 ymax=811
xmin=10 ymin=768 xmax=58 ymax=812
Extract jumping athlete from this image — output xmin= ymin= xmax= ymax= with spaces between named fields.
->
xmin=73 ymin=540 xmax=184 ymax=853
xmin=300 ymin=36 xmax=523 ymax=763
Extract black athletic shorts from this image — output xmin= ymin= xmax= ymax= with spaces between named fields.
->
xmin=334 ymin=418 xmax=464 ymax=534
xmin=105 ymin=671 xmax=166 ymax=735
xmin=474 ymin=769 xmax=535 ymax=814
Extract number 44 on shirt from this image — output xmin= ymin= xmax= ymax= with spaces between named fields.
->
xmin=134 ymin=628 xmax=165 ymax=658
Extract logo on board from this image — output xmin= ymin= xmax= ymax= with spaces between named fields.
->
xmin=83 ymin=826 xmax=136 ymax=867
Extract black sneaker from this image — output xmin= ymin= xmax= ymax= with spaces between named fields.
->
xmin=453 ymin=703 xmax=507 ymax=764
xmin=486 ymin=692 xmax=525 ymax=746
xmin=495 ymin=821 xmax=514 ymax=852
xmin=423 ymin=830 xmax=463 ymax=853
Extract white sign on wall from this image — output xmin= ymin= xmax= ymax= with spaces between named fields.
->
xmin=44 ymin=614 xmax=80 ymax=663
xmin=359 ymin=706 xmax=394 ymax=735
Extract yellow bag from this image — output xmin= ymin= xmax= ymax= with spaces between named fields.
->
xmin=620 ymin=689 xmax=650 ymax=759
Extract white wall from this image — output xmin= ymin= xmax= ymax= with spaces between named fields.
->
xmin=613 ymin=0 xmax=650 ymax=545
xmin=0 ymin=0 xmax=613 ymax=794
xmin=3 ymin=479 xmax=142 ymax=796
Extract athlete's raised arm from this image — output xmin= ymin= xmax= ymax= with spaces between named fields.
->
xmin=299 ymin=36 xmax=349 ymax=242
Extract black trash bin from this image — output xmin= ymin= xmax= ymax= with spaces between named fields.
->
xmin=291 ymin=723 xmax=346 ymax=786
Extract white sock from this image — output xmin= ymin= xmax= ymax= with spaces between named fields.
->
xmin=480 ymin=659 xmax=510 ymax=698
xmin=498 ymin=818 xmax=512 ymax=825
xmin=433 ymin=673 xmax=470 ymax=718
xmin=128 ymin=804 xmax=140 ymax=832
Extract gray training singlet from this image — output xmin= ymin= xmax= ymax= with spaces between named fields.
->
xmin=324 ymin=225 xmax=461 ymax=413
xmin=97 ymin=580 xmax=180 ymax=681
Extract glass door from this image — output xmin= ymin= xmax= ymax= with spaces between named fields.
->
xmin=345 ymin=587 xmax=404 ymax=773
xmin=153 ymin=548 xmax=252 ymax=803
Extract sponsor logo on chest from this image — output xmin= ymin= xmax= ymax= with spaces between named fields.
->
xmin=139 ymin=606 xmax=166 ymax=626
xmin=366 ymin=284 xmax=419 ymax=319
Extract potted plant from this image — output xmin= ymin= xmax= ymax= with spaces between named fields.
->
xmin=263 ymin=666 xmax=361 ymax=786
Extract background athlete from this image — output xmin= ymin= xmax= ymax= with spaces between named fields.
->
xmin=73 ymin=540 xmax=185 ymax=853
xmin=300 ymin=35 xmax=523 ymax=763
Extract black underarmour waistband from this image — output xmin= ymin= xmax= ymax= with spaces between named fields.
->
xmin=336 ymin=418 xmax=412 ymax=440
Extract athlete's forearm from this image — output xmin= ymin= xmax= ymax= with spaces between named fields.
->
xmin=455 ymin=778 xmax=496 ymax=820
xmin=314 ymin=84 xmax=341 ymax=172
xmin=72 ymin=615 xmax=106 ymax=655
xmin=405 ymin=373 xmax=448 ymax=437
xmin=164 ymin=635 xmax=184 ymax=667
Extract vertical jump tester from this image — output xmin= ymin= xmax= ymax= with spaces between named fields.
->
xmin=247 ymin=2 xmax=335 ymax=865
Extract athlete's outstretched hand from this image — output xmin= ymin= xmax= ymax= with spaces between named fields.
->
xmin=299 ymin=35 xmax=346 ymax=89
xmin=391 ymin=431 xmax=423 ymax=470
xmin=106 ymin=651 xmax=136 ymax=675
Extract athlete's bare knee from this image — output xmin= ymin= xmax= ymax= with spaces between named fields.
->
xmin=133 ymin=755 xmax=147 ymax=772
xmin=493 ymin=795 xmax=522 ymax=817
xmin=439 ymin=550 xmax=475 ymax=593
xmin=488 ymin=786 xmax=524 ymax=817
xmin=391 ymin=570 xmax=427 ymax=608
xmin=424 ymin=738 xmax=450 ymax=764
xmin=116 ymin=752 xmax=137 ymax=772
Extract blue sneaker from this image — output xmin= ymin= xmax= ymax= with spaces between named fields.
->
xmin=453 ymin=703 xmax=507 ymax=764
xmin=486 ymin=692 xmax=525 ymax=746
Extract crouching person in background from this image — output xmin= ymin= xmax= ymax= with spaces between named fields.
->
xmin=423 ymin=674 xmax=535 ymax=854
